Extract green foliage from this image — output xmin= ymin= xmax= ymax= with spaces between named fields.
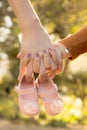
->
xmin=47 ymin=119 xmax=66 ymax=127
xmin=0 ymin=91 xmax=19 ymax=120
xmin=32 ymin=0 xmax=87 ymax=38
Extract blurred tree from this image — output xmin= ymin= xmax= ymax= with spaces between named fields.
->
xmin=32 ymin=0 xmax=87 ymax=38
xmin=0 ymin=0 xmax=20 ymax=95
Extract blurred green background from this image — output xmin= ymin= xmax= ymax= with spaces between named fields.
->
xmin=0 ymin=0 xmax=87 ymax=129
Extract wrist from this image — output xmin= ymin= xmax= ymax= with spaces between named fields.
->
xmin=21 ymin=17 xmax=42 ymax=38
xmin=54 ymin=41 xmax=72 ymax=59
xmin=21 ymin=16 xmax=41 ymax=32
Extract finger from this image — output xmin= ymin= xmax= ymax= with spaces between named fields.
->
xmin=43 ymin=50 xmax=51 ymax=70
xmin=33 ymin=53 xmax=40 ymax=73
xmin=48 ymin=48 xmax=58 ymax=66
xmin=18 ymin=64 xmax=25 ymax=81
xmin=17 ymin=50 xmax=26 ymax=59
xmin=54 ymin=47 xmax=63 ymax=74
xmin=39 ymin=52 xmax=46 ymax=75
xmin=20 ymin=53 xmax=31 ymax=68
xmin=25 ymin=59 xmax=33 ymax=82
xmin=18 ymin=53 xmax=32 ymax=80
xmin=17 ymin=52 xmax=23 ymax=59
xmin=48 ymin=57 xmax=57 ymax=79
xmin=38 ymin=52 xmax=46 ymax=82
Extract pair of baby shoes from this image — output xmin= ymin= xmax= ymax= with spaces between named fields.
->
xmin=15 ymin=74 xmax=64 ymax=116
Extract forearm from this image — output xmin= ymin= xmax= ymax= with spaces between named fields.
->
xmin=7 ymin=0 xmax=41 ymax=33
xmin=60 ymin=26 xmax=87 ymax=60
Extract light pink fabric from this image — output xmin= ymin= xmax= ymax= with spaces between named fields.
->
xmin=36 ymin=75 xmax=64 ymax=116
xmin=15 ymin=75 xmax=40 ymax=116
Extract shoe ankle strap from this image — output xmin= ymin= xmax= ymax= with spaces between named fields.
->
xmin=38 ymin=84 xmax=58 ymax=98
xmin=15 ymin=85 xmax=37 ymax=95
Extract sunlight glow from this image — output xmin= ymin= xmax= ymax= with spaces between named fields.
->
xmin=0 ymin=52 xmax=8 ymax=60
xmin=0 ymin=53 xmax=11 ymax=80
xmin=0 ymin=27 xmax=10 ymax=42
xmin=18 ymin=33 xmax=22 ymax=44
xmin=0 ymin=2 xmax=2 ymax=8
xmin=70 ymin=108 xmax=82 ymax=117
xmin=74 ymin=98 xmax=82 ymax=109
xmin=4 ymin=16 xmax=13 ymax=28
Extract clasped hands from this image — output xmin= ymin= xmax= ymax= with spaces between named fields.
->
xmin=17 ymin=43 xmax=68 ymax=82
xmin=15 ymin=23 xmax=70 ymax=116
xmin=17 ymin=24 xmax=69 ymax=81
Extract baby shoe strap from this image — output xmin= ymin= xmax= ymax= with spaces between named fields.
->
xmin=39 ymin=84 xmax=58 ymax=98
xmin=15 ymin=85 xmax=37 ymax=95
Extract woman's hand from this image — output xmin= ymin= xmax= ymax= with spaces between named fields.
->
xmin=17 ymin=22 xmax=58 ymax=80
xmin=7 ymin=0 xmax=64 ymax=81
xmin=17 ymin=20 xmax=71 ymax=81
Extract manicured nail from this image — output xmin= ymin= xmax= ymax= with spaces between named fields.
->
xmin=53 ymin=48 xmax=55 ymax=52
xmin=35 ymin=53 xmax=39 ymax=57
xmin=43 ymin=50 xmax=46 ymax=53
xmin=56 ymin=45 xmax=59 ymax=48
xmin=48 ymin=48 xmax=52 ymax=50
xmin=27 ymin=53 xmax=31 ymax=57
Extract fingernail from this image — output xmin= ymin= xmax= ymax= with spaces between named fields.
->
xmin=43 ymin=50 xmax=46 ymax=53
xmin=48 ymin=48 xmax=52 ymax=51
xmin=53 ymin=49 xmax=55 ymax=52
xmin=35 ymin=53 xmax=39 ymax=57
xmin=27 ymin=53 xmax=31 ymax=57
